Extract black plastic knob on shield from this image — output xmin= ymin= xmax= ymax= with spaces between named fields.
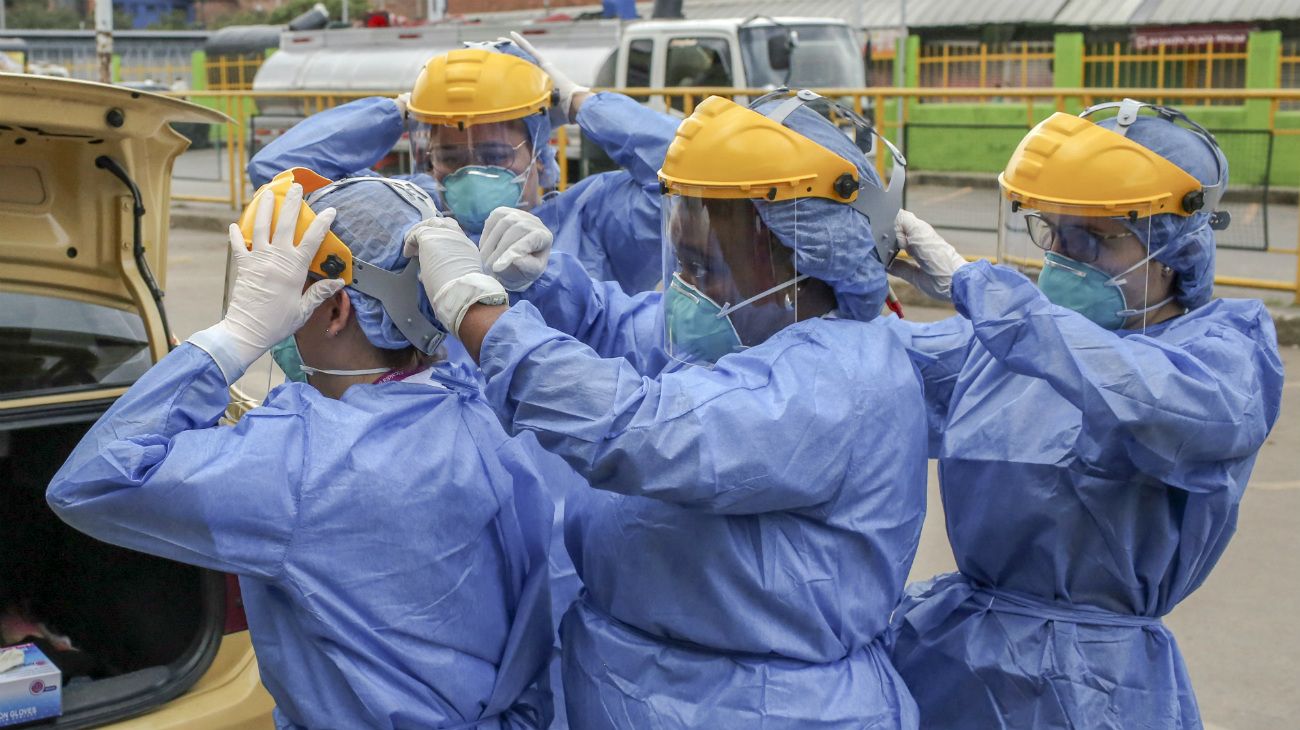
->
xmin=320 ymin=254 xmax=346 ymax=278
xmin=833 ymin=173 xmax=858 ymax=200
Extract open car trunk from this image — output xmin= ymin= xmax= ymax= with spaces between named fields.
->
xmin=0 ymin=74 xmax=234 ymax=728
xmin=0 ymin=412 xmax=226 ymax=728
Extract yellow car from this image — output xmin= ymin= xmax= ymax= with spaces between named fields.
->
xmin=0 ymin=73 xmax=274 ymax=728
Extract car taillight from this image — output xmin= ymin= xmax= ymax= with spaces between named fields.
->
xmin=224 ymin=573 xmax=249 ymax=634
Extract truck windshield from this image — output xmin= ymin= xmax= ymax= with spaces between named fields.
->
xmin=739 ymin=24 xmax=864 ymax=89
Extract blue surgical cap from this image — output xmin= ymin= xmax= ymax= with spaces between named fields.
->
xmin=479 ymin=40 xmax=561 ymax=191
xmin=311 ymin=179 xmax=440 ymax=350
xmin=750 ymin=100 xmax=889 ymax=321
xmin=1097 ymin=114 xmax=1227 ymax=309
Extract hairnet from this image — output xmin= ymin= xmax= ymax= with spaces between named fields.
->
xmin=476 ymin=40 xmax=561 ymax=190
xmin=311 ymin=180 xmax=440 ymax=350
xmin=1098 ymin=115 xmax=1226 ymax=309
xmin=750 ymin=100 xmax=889 ymax=321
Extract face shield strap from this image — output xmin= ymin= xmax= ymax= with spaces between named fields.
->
xmin=1081 ymin=98 xmax=1230 ymax=229
xmin=306 ymin=176 xmax=439 ymax=221
xmin=753 ymin=88 xmax=909 ymax=265
xmin=715 ymin=273 xmax=810 ymax=319
xmin=346 ymin=257 xmax=447 ymax=355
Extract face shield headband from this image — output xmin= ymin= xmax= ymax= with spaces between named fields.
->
xmin=749 ymin=88 xmax=908 ymax=266
xmin=1080 ymin=98 xmax=1231 ymax=231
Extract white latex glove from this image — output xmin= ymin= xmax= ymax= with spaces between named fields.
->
xmin=403 ymin=216 xmax=507 ymax=335
xmin=394 ymin=92 xmax=410 ymax=119
xmin=508 ymin=31 xmax=590 ymax=124
xmin=479 ymin=207 xmax=553 ymax=291
xmin=888 ymin=210 xmax=970 ymax=302
xmin=196 ymin=184 xmax=344 ymax=377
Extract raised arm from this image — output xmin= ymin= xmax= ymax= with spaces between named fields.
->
xmin=47 ymin=345 xmax=302 ymax=579
xmin=882 ymin=314 xmax=975 ymax=454
xmin=952 ymin=260 xmax=1284 ymax=492
xmin=247 ymin=97 xmax=403 ymax=187
xmin=478 ymin=303 xmax=869 ymax=514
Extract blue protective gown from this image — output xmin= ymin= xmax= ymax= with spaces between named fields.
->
xmin=885 ymin=260 xmax=1285 ymax=730
xmin=47 ymin=344 xmax=555 ymax=730
xmin=475 ymin=252 xmax=928 ymax=729
xmin=247 ymin=93 xmax=677 ymax=295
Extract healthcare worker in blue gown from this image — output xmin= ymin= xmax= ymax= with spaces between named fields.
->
xmin=247 ymin=33 xmax=677 ymax=296
xmin=247 ymin=37 xmax=674 ymax=725
xmin=47 ymin=176 xmax=555 ymax=730
xmin=882 ymin=100 xmax=1285 ymax=729
xmin=403 ymin=90 xmax=929 ymax=729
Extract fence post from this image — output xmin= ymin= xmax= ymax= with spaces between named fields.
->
xmin=1052 ymin=32 xmax=1084 ymax=114
xmin=1245 ymin=30 xmax=1282 ymax=129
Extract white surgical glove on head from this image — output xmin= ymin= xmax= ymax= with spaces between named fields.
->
xmin=479 ymin=207 xmax=553 ymax=291
xmin=888 ymin=209 xmax=970 ymax=302
xmin=508 ymin=31 xmax=590 ymax=124
xmin=394 ymin=92 xmax=410 ymax=119
xmin=189 ymin=184 xmax=345 ymax=383
xmin=403 ymin=216 xmax=507 ymax=336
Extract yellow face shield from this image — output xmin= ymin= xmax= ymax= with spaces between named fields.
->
xmin=658 ymin=90 xmax=907 ymax=266
xmin=239 ymin=168 xmax=356 ymax=284
xmin=406 ymin=48 xmax=554 ymax=128
xmin=999 ymin=98 xmax=1229 ymax=225
xmin=237 ymin=168 xmax=446 ymax=354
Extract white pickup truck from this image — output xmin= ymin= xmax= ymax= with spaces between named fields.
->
xmin=249 ymin=15 xmax=868 ymax=177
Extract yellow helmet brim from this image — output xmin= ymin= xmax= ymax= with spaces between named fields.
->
xmin=238 ymin=168 xmax=354 ymax=284
xmin=999 ymin=112 xmax=1206 ymax=219
xmin=406 ymin=48 xmax=553 ymax=128
xmin=657 ymin=96 xmax=859 ymax=202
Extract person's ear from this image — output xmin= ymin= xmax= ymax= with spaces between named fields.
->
xmin=323 ymin=288 xmax=354 ymax=338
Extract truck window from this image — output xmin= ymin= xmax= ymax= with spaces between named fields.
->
xmin=627 ymin=39 xmax=652 ymax=88
xmin=665 ymin=37 xmax=732 ymax=112
xmin=739 ymin=24 xmax=865 ymax=90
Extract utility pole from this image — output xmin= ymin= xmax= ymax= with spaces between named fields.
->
xmin=341 ymin=0 xmax=349 ymax=26
xmin=894 ymin=0 xmax=907 ymax=150
xmin=1 ymin=0 xmax=7 ymax=32
xmin=95 ymin=0 xmax=113 ymax=84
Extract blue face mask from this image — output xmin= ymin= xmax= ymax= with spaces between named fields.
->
xmin=664 ymin=274 xmax=743 ymax=364
xmin=1037 ymin=250 xmax=1173 ymax=330
xmin=270 ymin=335 xmax=391 ymax=383
xmin=441 ymin=165 xmax=526 ymax=234
xmin=270 ymin=336 xmax=309 ymax=383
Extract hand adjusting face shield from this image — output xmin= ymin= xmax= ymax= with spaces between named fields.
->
xmin=238 ymin=167 xmax=446 ymax=355
xmin=657 ymin=90 xmax=907 ymax=366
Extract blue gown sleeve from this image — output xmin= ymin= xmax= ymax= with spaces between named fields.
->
xmin=882 ymin=314 xmax=975 ymax=455
xmin=951 ymin=260 xmax=1284 ymax=493
xmin=515 ymin=252 xmax=667 ymax=374
xmin=480 ymin=303 xmax=862 ymax=514
xmin=46 ymin=344 xmax=303 ymax=580
xmin=540 ymin=94 xmax=677 ymax=294
xmin=247 ymin=96 xmax=404 ymax=187
xmin=575 ymin=93 xmax=677 ymax=188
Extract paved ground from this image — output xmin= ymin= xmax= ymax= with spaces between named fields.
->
xmin=165 ymin=202 xmax=1298 ymax=730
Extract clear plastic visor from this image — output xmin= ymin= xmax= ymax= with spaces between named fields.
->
xmin=661 ymin=195 xmax=802 ymax=366
xmin=997 ymin=197 xmax=1168 ymax=332
xmin=407 ymin=117 xmax=536 ymax=181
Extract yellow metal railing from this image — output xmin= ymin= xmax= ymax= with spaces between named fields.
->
xmin=918 ymin=42 xmax=1054 ymax=99
xmin=1083 ymin=42 xmax=1248 ymax=104
xmin=164 ymin=86 xmax=1300 ymax=303
xmin=205 ymin=55 xmax=266 ymax=91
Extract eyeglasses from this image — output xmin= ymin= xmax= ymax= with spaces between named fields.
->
xmin=429 ymin=139 xmax=529 ymax=172
xmin=1024 ymin=213 xmax=1136 ymax=264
